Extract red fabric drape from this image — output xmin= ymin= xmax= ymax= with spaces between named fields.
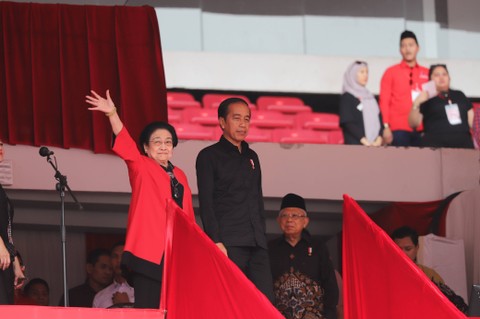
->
xmin=161 ymin=200 xmax=284 ymax=319
xmin=0 ymin=1 xmax=167 ymax=153
xmin=370 ymin=200 xmax=445 ymax=237
xmin=342 ymin=194 xmax=470 ymax=319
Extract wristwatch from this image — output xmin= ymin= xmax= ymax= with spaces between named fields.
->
xmin=384 ymin=123 xmax=390 ymax=129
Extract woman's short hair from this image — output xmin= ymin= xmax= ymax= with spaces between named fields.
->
xmin=138 ymin=121 xmax=178 ymax=153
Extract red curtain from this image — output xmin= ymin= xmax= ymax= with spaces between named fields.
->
xmin=370 ymin=200 xmax=445 ymax=237
xmin=0 ymin=1 xmax=167 ymax=153
xmin=161 ymin=200 xmax=284 ymax=319
xmin=369 ymin=192 xmax=463 ymax=238
xmin=342 ymin=194 xmax=470 ymax=319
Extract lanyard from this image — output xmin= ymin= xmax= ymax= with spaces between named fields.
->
xmin=438 ymin=91 xmax=452 ymax=105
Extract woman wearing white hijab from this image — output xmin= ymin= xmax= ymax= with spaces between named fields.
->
xmin=339 ymin=61 xmax=384 ymax=146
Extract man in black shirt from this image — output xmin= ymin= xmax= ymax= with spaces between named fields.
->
xmin=58 ymin=248 xmax=113 ymax=307
xmin=269 ymin=193 xmax=339 ymax=319
xmin=196 ymin=97 xmax=274 ymax=302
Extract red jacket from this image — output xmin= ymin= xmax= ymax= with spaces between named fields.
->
xmin=113 ymin=127 xmax=194 ymax=277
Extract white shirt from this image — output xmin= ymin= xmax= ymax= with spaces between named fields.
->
xmin=92 ymin=280 xmax=135 ymax=308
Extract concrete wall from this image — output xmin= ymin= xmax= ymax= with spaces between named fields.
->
xmin=163 ymin=52 xmax=480 ymax=97
xmin=3 ymin=141 xmax=478 ymax=202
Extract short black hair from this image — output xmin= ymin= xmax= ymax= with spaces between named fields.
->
xmin=217 ymin=97 xmax=249 ymax=119
xmin=24 ymin=278 xmax=50 ymax=294
xmin=391 ymin=226 xmax=419 ymax=246
xmin=86 ymin=248 xmax=110 ymax=266
xmin=428 ymin=64 xmax=448 ymax=80
xmin=138 ymin=121 xmax=178 ymax=152
xmin=400 ymin=30 xmax=418 ymax=45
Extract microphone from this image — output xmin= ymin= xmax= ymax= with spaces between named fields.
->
xmin=39 ymin=146 xmax=54 ymax=157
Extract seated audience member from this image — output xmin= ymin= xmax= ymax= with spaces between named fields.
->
xmin=59 ymin=248 xmax=113 ymax=307
xmin=269 ymin=193 xmax=339 ymax=319
xmin=24 ymin=278 xmax=49 ymax=306
xmin=391 ymin=226 xmax=444 ymax=284
xmin=391 ymin=226 xmax=468 ymax=313
xmin=409 ymin=64 xmax=475 ymax=149
xmin=93 ymin=242 xmax=134 ymax=308
xmin=340 ymin=61 xmax=383 ymax=146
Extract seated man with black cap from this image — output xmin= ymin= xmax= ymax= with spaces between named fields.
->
xmin=268 ymin=193 xmax=339 ymax=319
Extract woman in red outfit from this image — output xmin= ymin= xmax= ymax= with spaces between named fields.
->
xmin=86 ymin=90 xmax=195 ymax=309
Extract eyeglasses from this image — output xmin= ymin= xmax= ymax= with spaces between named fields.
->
xmin=149 ymin=139 xmax=173 ymax=147
xmin=279 ymin=213 xmax=307 ymax=220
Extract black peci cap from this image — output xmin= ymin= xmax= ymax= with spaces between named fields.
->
xmin=280 ymin=193 xmax=306 ymax=212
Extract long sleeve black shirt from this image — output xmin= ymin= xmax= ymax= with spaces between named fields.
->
xmin=196 ymin=136 xmax=267 ymax=249
xmin=339 ymin=92 xmax=384 ymax=145
xmin=268 ymin=231 xmax=339 ymax=319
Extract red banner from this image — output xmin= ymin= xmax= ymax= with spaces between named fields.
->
xmin=342 ymin=194 xmax=470 ymax=319
xmin=161 ymin=200 xmax=284 ymax=319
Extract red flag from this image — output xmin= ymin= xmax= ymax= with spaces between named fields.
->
xmin=161 ymin=200 xmax=284 ymax=319
xmin=342 ymin=194 xmax=468 ymax=319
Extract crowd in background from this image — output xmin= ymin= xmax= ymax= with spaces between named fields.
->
xmin=340 ymin=30 xmax=479 ymax=149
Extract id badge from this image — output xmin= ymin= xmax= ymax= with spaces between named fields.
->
xmin=445 ymin=103 xmax=462 ymax=125
xmin=411 ymin=90 xmax=421 ymax=102
xmin=357 ymin=103 xmax=363 ymax=111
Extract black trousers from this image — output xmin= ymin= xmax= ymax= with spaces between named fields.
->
xmin=0 ymin=266 xmax=13 ymax=305
xmin=421 ymin=132 xmax=474 ymax=149
xmin=226 ymin=246 xmax=274 ymax=303
xmin=133 ymin=272 xmax=161 ymax=309
xmin=392 ymin=130 xmax=421 ymax=147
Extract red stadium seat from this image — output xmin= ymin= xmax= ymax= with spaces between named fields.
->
xmin=272 ymin=129 xmax=330 ymax=144
xmin=296 ymin=112 xmax=340 ymax=130
xmin=167 ymin=92 xmax=201 ymax=110
xmin=183 ymin=108 xmax=219 ymax=126
xmin=167 ymin=109 xmax=183 ymax=123
xmin=245 ymin=127 xmax=274 ymax=143
xmin=256 ymin=96 xmax=311 ymax=114
xmin=250 ymin=111 xmax=294 ymax=129
xmin=174 ymin=123 xmax=216 ymax=141
xmin=328 ymin=129 xmax=344 ymax=144
xmin=202 ymin=93 xmax=255 ymax=109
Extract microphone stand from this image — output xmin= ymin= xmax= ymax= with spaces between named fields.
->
xmin=43 ymin=154 xmax=83 ymax=307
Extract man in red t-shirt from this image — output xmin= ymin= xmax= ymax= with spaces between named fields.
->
xmin=380 ymin=30 xmax=429 ymax=146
